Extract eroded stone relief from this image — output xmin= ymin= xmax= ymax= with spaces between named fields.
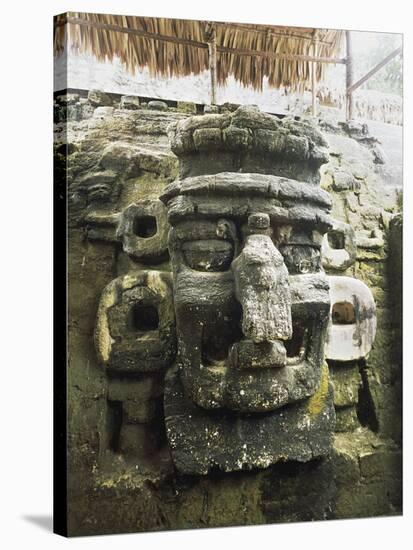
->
xmin=53 ymin=86 xmax=402 ymax=532
xmin=89 ymin=105 xmax=378 ymax=476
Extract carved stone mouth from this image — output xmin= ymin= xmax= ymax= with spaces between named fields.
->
xmin=285 ymin=323 xmax=310 ymax=366
xmin=200 ymin=322 xmax=313 ymax=373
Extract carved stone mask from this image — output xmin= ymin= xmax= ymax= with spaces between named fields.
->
xmin=162 ymin=172 xmax=332 ymax=414
xmin=159 ymin=107 xmax=336 ymax=474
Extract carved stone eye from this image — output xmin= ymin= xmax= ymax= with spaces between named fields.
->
xmin=182 ymin=240 xmax=234 ymax=272
xmin=279 ymin=245 xmax=321 ymax=274
xmin=133 ymin=215 xmax=157 ymax=238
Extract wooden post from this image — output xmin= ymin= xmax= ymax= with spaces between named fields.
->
xmin=346 ymin=30 xmax=354 ymax=120
xmin=311 ymin=41 xmax=317 ymax=116
xmin=207 ymin=24 xmax=217 ymax=105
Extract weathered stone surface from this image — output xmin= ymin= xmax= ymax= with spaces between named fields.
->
xmin=169 ymin=105 xmax=329 ymax=183
xmin=119 ymin=423 xmax=162 ymax=457
xmin=325 ymin=276 xmax=377 ymax=361
xmin=80 ymin=102 xmax=95 ymax=119
xmin=333 ymin=430 xmax=401 ymax=518
xmin=95 ymin=271 xmax=176 ymax=373
xmin=93 ymin=106 xmax=115 ymax=118
xmin=56 ymin=92 xmax=79 ymax=105
xmin=164 ymin=363 xmax=335 ymax=475
xmin=332 ymin=170 xmax=358 ymax=191
xmin=232 ymin=230 xmax=292 ymax=344
xmin=334 ymin=406 xmax=359 ymax=432
xmin=148 ymin=100 xmax=168 ymax=111
xmin=120 ymin=95 xmax=140 ymax=110
xmin=72 ymin=169 xmax=120 ymax=208
xmin=356 ymin=228 xmax=384 ymax=250
xmin=116 ymin=199 xmax=169 ymax=262
xmin=177 ymin=101 xmax=197 ymax=114
xmin=60 ymin=94 xmax=400 ymax=533
xmin=322 ymin=219 xmax=357 ymax=271
xmin=220 ymin=102 xmax=240 ymax=113
xmin=203 ymin=104 xmax=219 ymax=114
xmin=88 ymin=89 xmax=113 ymax=107
xmin=161 ymin=172 xmax=332 ymax=231
xmin=99 ymin=142 xmax=138 ymax=173
xmin=161 ymin=108 xmax=336 ymax=472
xmin=330 ymin=363 xmax=361 ymax=407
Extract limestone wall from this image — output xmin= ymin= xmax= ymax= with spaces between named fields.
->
xmin=55 ymin=90 xmax=402 ymax=536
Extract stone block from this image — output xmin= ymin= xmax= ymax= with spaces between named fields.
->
xmin=332 ymin=170 xmax=357 ymax=191
xmin=177 ymin=101 xmax=197 ymax=114
xmin=330 ymin=363 xmax=360 ymax=407
xmin=67 ymin=104 xmax=82 ymax=121
xmin=88 ymin=89 xmax=113 ymax=107
xmin=120 ymin=95 xmax=140 ymax=110
xmin=219 ymin=102 xmax=240 ymax=113
xmin=99 ymin=142 xmax=137 ymax=173
xmin=356 ymin=229 xmax=384 ymax=250
xmin=203 ymin=104 xmax=219 ymax=114
xmin=359 ymin=449 xmax=402 ymax=480
xmin=222 ymin=127 xmax=251 ymax=150
xmin=81 ymin=103 xmax=94 ymax=119
xmin=148 ymin=100 xmax=168 ymax=111
xmin=193 ymin=128 xmax=223 ymax=150
xmin=334 ymin=406 xmax=359 ymax=432
xmin=93 ymin=106 xmax=114 ymax=119
xmin=56 ymin=92 xmax=79 ymax=105
xmin=322 ymin=220 xmax=357 ymax=272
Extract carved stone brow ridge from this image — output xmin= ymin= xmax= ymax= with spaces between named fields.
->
xmin=160 ymin=173 xmax=333 ymax=209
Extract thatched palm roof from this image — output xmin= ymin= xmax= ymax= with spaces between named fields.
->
xmin=54 ymin=12 xmax=345 ymax=92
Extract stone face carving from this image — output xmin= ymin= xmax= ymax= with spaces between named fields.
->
xmin=71 ymin=170 xmax=121 ymax=210
xmin=91 ymin=105 xmax=380 ymax=474
xmin=160 ymin=106 xmax=336 ymax=474
xmin=95 ymin=271 xmax=176 ymax=373
xmin=116 ymin=200 xmax=169 ymax=262
xmin=325 ymin=276 xmax=377 ymax=362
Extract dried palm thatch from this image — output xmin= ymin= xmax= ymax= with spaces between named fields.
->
xmin=54 ymin=12 xmax=344 ymax=92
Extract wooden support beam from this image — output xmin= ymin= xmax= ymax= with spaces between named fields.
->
xmin=207 ymin=25 xmax=218 ymax=105
xmin=311 ymin=61 xmax=316 ymax=116
xmin=311 ymin=34 xmax=317 ymax=117
xmin=346 ymin=30 xmax=354 ymax=120
xmin=347 ymin=46 xmax=402 ymax=94
xmin=64 ymin=16 xmax=209 ymax=49
xmin=217 ymin=45 xmax=345 ymax=64
xmin=214 ymin=22 xmax=335 ymax=46
xmin=62 ymin=17 xmax=346 ymax=65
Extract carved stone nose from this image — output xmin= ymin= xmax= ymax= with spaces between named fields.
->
xmin=232 ymin=214 xmax=293 ymax=344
